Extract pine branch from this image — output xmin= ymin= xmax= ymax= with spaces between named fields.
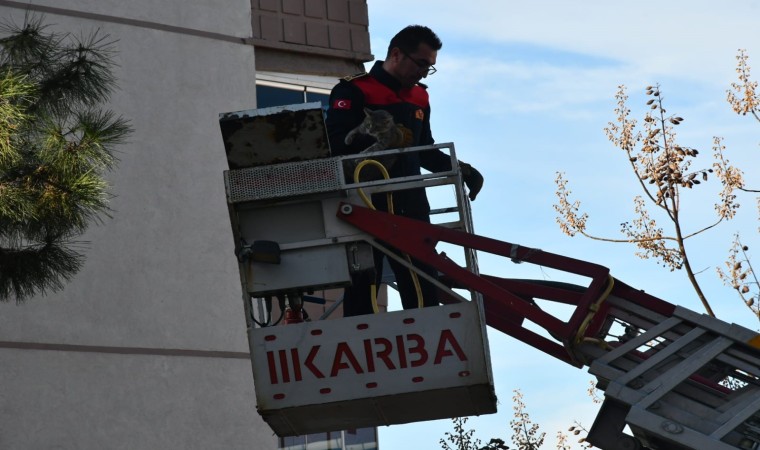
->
xmin=0 ymin=15 xmax=131 ymax=302
xmin=0 ymin=233 xmax=85 ymax=303
xmin=36 ymin=30 xmax=117 ymax=116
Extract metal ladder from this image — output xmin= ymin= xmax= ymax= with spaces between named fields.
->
xmin=335 ymin=198 xmax=760 ymax=449
xmin=578 ymin=291 xmax=760 ymax=450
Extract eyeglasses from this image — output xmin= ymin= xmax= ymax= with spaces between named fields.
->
xmin=400 ymin=49 xmax=437 ymax=76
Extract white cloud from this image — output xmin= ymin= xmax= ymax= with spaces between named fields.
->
xmin=435 ymin=56 xmax=643 ymax=117
xmin=368 ymin=0 xmax=760 ymax=85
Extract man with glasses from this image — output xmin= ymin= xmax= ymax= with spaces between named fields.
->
xmin=326 ymin=25 xmax=484 ymax=317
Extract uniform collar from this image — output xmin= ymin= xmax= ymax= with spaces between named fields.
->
xmin=369 ymin=60 xmax=403 ymax=91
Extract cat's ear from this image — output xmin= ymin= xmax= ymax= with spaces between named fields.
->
xmin=363 ymin=107 xmax=372 ymax=117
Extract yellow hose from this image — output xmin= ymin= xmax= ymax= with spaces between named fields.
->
xmin=354 ymin=160 xmax=392 ymax=212
xmin=353 ymin=159 xmax=425 ymax=312
xmin=573 ymin=274 xmax=615 ymax=346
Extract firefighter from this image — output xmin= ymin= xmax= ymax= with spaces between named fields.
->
xmin=326 ymin=25 xmax=484 ymax=317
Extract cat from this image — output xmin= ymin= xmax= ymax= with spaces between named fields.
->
xmin=344 ymin=108 xmax=410 ymax=153
xmin=343 ymin=108 xmax=412 ymax=180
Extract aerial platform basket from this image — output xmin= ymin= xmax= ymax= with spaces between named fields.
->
xmin=220 ymin=103 xmax=495 ymax=436
xmin=251 ymin=299 xmax=495 ymax=436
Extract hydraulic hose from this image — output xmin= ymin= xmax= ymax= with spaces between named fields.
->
xmin=353 ymin=159 xmax=424 ymax=312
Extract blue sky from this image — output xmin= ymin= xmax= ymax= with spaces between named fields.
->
xmin=365 ymin=1 xmax=760 ymax=448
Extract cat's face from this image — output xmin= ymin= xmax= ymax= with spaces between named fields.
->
xmin=364 ymin=108 xmax=395 ymax=133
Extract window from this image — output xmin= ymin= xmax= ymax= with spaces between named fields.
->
xmin=344 ymin=427 xmax=379 ymax=450
xmin=278 ymin=428 xmax=378 ymax=450
xmin=256 ymin=84 xmax=305 ymax=108
xmin=255 ymin=73 xmax=332 ymax=110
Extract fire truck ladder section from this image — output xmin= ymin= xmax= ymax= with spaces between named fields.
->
xmin=338 ymin=202 xmax=760 ymax=450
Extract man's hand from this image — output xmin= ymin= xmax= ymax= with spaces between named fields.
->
xmin=459 ymin=162 xmax=484 ymax=201
xmin=392 ymin=124 xmax=414 ymax=148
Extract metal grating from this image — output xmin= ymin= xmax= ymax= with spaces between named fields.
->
xmin=224 ymin=158 xmax=343 ymax=203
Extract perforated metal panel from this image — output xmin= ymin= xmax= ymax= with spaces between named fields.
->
xmin=224 ymin=158 xmax=343 ymax=203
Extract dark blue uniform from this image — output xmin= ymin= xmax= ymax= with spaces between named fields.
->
xmin=326 ymin=61 xmax=450 ymax=316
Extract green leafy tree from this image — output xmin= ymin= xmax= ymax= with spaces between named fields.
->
xmin=0 ymin=15 xmax=131 ymax=302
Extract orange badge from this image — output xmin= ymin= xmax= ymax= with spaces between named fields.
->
xmin=415 ymin=109 xmax=424 ymax=120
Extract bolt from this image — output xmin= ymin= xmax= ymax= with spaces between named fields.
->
xmin=661 ymin=420 xmax=683 ymax=434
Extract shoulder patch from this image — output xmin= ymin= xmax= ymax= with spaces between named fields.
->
xmin=342 ymin=72 xmax=368 ymax=82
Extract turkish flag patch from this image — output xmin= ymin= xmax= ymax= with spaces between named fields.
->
xmin=332 ymin=99 xmax=352 ymax=110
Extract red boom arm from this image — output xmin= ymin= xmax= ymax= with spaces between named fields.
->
xmin=337 ymin=202 xmax=676 ymax=367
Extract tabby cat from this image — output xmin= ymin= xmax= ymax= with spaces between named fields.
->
xmin=343 ymin=108 xmax=413 ymax=180
xmin=344 ymin=108 xmax=409 ymax=152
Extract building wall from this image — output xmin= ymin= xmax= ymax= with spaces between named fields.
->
xmin=251 ymin=0 xmax=372 ymax=75
xmin=0 ymin=1 xmax=370 ymax=449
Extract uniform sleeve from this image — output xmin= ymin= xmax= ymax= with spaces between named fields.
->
xmin=325 ymin=80 xmax=374 ymax=156
xmin=418 ymin=104 xmax=453 ymax=173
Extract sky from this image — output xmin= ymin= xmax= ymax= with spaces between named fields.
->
xmin=364 ymin=1 xmax=760 ymax=449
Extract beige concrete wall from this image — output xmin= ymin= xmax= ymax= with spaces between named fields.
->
xmin=0 ymin=3 xmax=276 ymax=449
xmin=22 ymin=0 xmax=252 ymax=37
xmin=2 ymin=349 xmax=260 ymax=450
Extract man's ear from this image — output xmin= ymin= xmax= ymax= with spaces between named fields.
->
xmin=389 ymin=47 xmax=403 ymax=63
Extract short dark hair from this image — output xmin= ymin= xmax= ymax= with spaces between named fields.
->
xmin=386 ymin=25 xmax=442 ymax=58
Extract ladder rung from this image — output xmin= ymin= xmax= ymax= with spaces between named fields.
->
xmin=596 ymin=316 xmax=683 ymax=364
xmin=616 ymin=327 xmax=706 ymax=386
xmin=434 ymin=220 xmax=465 ymax=230
xmin=712 ymin=391 xmax=760 ymax=439
xmin=626 ymin=406 xmax=739 ymax=450
xmin=637 ymin=336 xmax=733 ymax=409
xmin=430 ymin=207 xmax=459 ymax=215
